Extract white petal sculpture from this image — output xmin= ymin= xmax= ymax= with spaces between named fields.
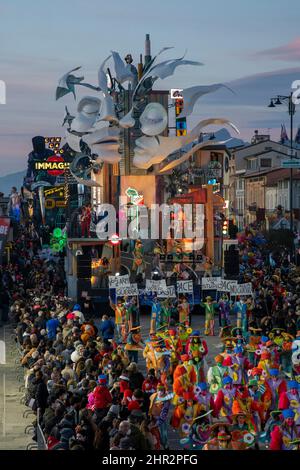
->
xmin=133 ymin=118 xmax=239 ymax=169
xmin=159 ymin=139 xmax=230 ymax=173
xmin=111 ymin=51 xmax=135 ymax=84
xmin=65 ymin=130 xmax=82 ymax=152
xmin=178 ymin=84 xmax=234 ymax=118
xmin=140 ymin=102 xmax=168 ymax=136
xmin=147 ymin=57 xmax=204 ymax=81
xmin=70 ymin=96 xmax=101 ymax=133
xmin=56 ymin=66 xmax=82 ymax=100
xmin=82 ymin=127 xmax=120 ymax=146
xmin=71 ymin=173 xmax=102 ymax=188
xmin=97 ymin=94 xmax=118 ymax=122
xmin=95 ymin=150 xmax=121 ymax=164
xmin=97 ymin=55 xmax=111 ymax=95
xmin=119 ymin=110 xmax=136 ymax=129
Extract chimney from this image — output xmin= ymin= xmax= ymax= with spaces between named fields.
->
xmin=144 ymin=34 xmax=151 ymax=66
xmin=138 ymin=54 xmax=143 ymax=80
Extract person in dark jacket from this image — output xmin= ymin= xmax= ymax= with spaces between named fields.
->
xmin=126 ymin=363 xmax=145 ymax=391
xmin=99 ymin=315 xmax=115 ymax=343
xmin=33 ymin=371 xmax=49 ymax=415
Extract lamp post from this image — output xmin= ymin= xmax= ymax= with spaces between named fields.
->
xmin=268 ymin=93 xmax=296 ymax=232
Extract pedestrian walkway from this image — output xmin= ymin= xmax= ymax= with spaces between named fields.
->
xmin=0 ymin=325 xmax=33 ymax=450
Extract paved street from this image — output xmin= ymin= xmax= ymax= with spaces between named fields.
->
xmin=0 ymin=325 xmax=33 ymax=450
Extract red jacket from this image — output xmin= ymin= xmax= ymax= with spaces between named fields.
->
xmin=93 ymin=385 xmax=112 ymax=410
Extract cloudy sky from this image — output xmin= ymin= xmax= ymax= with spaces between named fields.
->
xmin=0 ymin=0 xmax=300 ymax=175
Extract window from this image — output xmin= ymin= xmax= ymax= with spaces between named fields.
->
xmin=260 ymin=158 xmax=272 ymax=167
xmin=247 ymin=159 xmax=257 ymax=170
xmin=284 ymin=180 xmax=288 ymax=189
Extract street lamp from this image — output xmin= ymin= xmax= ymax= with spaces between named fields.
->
xmin=267 ymin=93 xmax=296 ymax=232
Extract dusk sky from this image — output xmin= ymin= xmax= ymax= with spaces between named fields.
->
xmin=1 ymin=0 xmax=300 ymax=175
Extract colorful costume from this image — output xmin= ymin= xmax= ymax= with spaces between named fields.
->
xmin=200 ymin=297 xmax=218 ymax=336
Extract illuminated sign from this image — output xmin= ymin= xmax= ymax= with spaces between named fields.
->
xmin=45 ymin=136 xmax=62 ymax=151
xmin=44 ymin=186 xmax=65 ymax=197
xmin=35 ymin=156 xmax=70 ymax=175
xmin=170 ymin=89 xmax=183 ymax=99
xmin=175 ymin=98 xmax=187 ymax=136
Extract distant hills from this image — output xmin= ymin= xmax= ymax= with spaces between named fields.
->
xmin=0 ymin=170 xmax=26 ymax=196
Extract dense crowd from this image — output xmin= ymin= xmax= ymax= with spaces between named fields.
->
xmin=2 ymin=221 xmax=300 ymax=451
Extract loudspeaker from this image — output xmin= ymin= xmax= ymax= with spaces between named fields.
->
xmin=224 ymin=249 xmax=239 ymax=276
xmin=77 ymin=254 xmax=91 ymax=278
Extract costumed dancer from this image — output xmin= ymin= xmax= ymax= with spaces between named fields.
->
xmin=124 ymin=325 xmax=144 ymax=363
xmin=185 ymin=330 xmax=208 ymax=382
xmin=233 ymin=297 xmax=248 ymax=337
xmin=279 ymin=380 xmax=300 ymax=425
xmin=264 ymin=368 xmax=287 ymax=416
xmin=194 ymin=382 xmax=215 ymax=420
xmin=171 ymin=391 xmax=203 ymax=438
xmin=178 ymin=295 xmax=190 ymax=327
xmin=270 ymin=409 xmax=300 ymax=450
xmin=127 ymin=296 xmax=140 ymax=331
xmin=109 ymin=296 xmax=126 ymax=344
xmin=149 ymin=383 xmax=173 ymax=450
xmin=164 ymin=328 xmax=182 ymax=374
xmin=207 ymin=354 xmax=229 ymax=395
xmin=150 ymin=297 xmax=162 ymax=335
xmin=200 ymin=296 xmax=218 ymax=336
xmin=173 ymin=354 xmax=197 ymax=399
xmin=214 ymin=376 xmax=236 ymax=421
xmin=218 ymin=294 xmax=231 ymax=331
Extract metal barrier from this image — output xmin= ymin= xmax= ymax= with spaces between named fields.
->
xmin=36 ymin=408 xmax=47 ymax=450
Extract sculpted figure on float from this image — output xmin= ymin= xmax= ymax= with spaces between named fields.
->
xmin=55 ymin=45 xmax=238 ymax=184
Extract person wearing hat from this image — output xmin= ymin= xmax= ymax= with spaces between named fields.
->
xmin=257 ymin=350 xmax=273 ymax=379
xmin=173 ymin=356 xmax=196 ymax=405
xmin=232 ymin=383 xmax=264 ymax=433
xmin=207 ymin=354 xmax=228 ymax=395
xmin=231 ymin=345 xmax=252 ymax=387
xmin=185 ymin=330 xmax=208 ymax=382
xmin=142 ymin=335 xmax=166 ymax=372
xmin=109 ymin=296 xmax=126 ymax=344
xmin=125 ymin=325 xmax=144 ymax=363
xmin=93 ymin=375 xmax=112 ymax=421
xmin=200 ymin=296 xmax=218 ymax=336
xmin=178 ymin=295 xmax=190 ymax=327
xmin=150 ymin=297 xmax=162 ymax=335
xmin=149 ymin=383 xmax=172 ymax=450
xmin=231 ymin=411 xmax=253 ymax=433
xmin=233 ymin=297 xmax=248 ymax=336
xmin=264 ymin=368 xmax=287 ymax=413
xmin=218 ymin=294 xmax=231 ymax=331
xmin=270 ymin=409 xmax=300 ymax=450
xmin=164 ymin=328 xmax=182 ymax=373
xmin=171 ymin=390 xmax=203 ymax=438
xmin=279 ymin=380 xmax=300 ymax=424
xmin=203 ymin=428 xmax=233 ymax=450
xmin=214 ymin=376 xmax=236 ymax=419
xmin=194 ymin=382 xmax=215 ymax=420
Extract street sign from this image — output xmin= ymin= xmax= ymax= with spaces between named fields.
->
xmin=281 ymin=160 xmax=300 ymax=169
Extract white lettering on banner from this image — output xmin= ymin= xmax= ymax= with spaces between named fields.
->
xmin=157 ymin=285 xmax=176 ymax=298
xmin=177 ymin=280 xmax=193 ymax=294
xmin=145 ymin=279 xmax=167 ymax=292
xmin=230 ymin=283 xmax=253 ymax=296
xmin=217 ymin=279 xmax=238 ymax=292
xmin=116 ymin=284 xmax=139 ymax=297
xmin=201 ymin=277 xmax=221 ymax=290
xmin=108 ymin=274 xmax=130 ymax=289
